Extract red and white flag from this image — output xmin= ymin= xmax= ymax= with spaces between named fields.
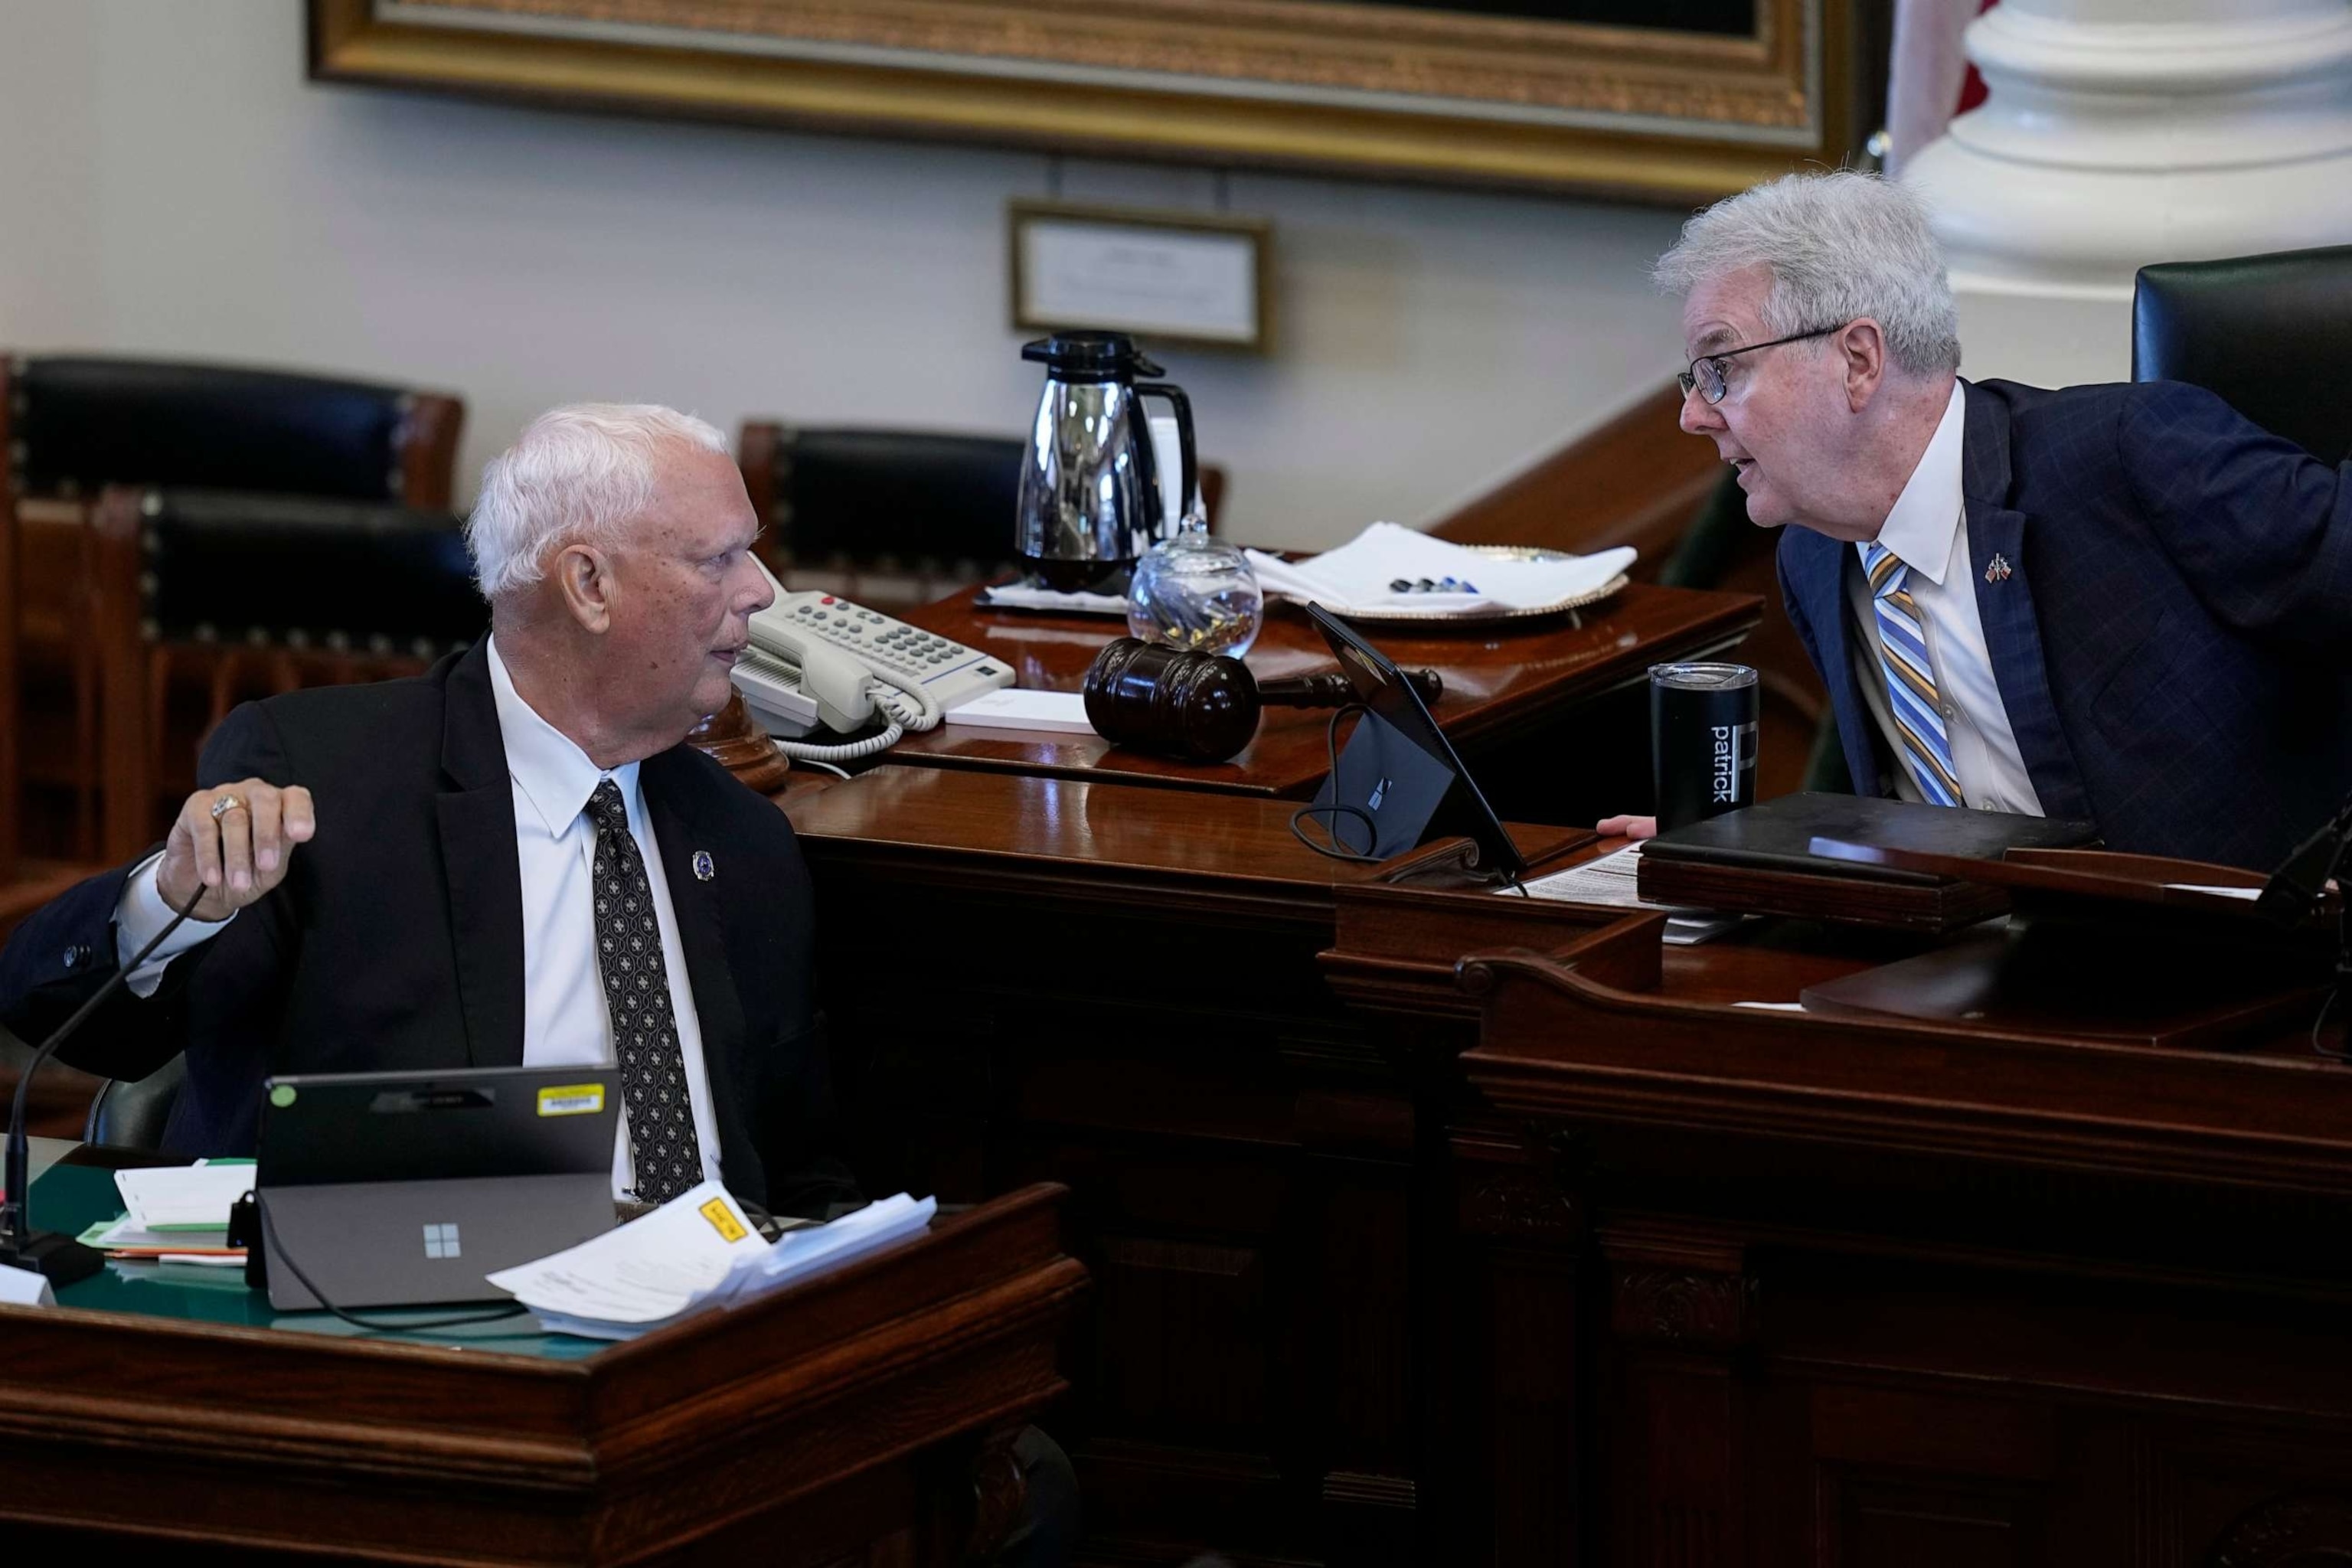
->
xmin=1886 ymin=0 xmax=1998 ymax=178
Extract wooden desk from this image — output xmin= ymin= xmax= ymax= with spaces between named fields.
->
xmin=785 ymin=762 xmax=2352 ymax=1566
xmin=786 ymin=766 xmax=1607 ymax=1566
xmin=887 ymin=583 xmax=1759 ymax=816
xmin=1450 ymin=908 xmax=2352 ymax=1567
xmin=0 ymin=1163 xmax=1083 ymax=1566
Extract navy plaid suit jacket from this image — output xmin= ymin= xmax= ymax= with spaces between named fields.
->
xmin=1776 ymin=378 xmax=2352 ymax=871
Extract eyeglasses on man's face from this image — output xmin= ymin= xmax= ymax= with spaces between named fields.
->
xmin=1678 ymin=323 xmax=1846 ymax=406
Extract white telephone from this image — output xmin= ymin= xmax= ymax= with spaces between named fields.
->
xmin=733 ymin=560 xmax=1014 ymax=763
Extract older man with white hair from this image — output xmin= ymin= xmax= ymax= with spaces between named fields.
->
xmin=0 ymin=403 xmax=861 ymax=1216
xmin=2 ymin=402 xmax=1082 ymax=1565
xmin=1604 ymin=171 xmax=2352 ymax=870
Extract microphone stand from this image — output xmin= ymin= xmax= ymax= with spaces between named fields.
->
xmin=2259 ymin=789 xmax=2352 ymax=1055
xmin=2 ymin=880 xmax=207 ymax=1285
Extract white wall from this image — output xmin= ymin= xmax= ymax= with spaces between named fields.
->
xmin=0 ymin=1 xmax=1692 ymax=550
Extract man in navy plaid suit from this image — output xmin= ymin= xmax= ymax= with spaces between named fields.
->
xmin=1602 ymin=171 xmax=2352 ymax=871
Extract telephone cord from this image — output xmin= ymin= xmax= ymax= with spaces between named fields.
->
xmin=774 ymin=719 xmax=906 ymax=763
xmin=768 ymin=679 xmax=926 ymax=763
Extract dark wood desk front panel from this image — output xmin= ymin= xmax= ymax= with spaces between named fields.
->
xmin=790 ymin=767 xmax=2352 ymax=1568
xmin=1455 ymin=915 xmax=2352 ymax=1568
xmin=888 ymin=584 xmax=1760 ymax=819
xmin=787 ymin=768 xmax=1606 ymax=1567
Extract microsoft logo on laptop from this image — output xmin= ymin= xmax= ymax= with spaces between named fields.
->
xmin=423 ymin=1223 xmax=462 ymax=1259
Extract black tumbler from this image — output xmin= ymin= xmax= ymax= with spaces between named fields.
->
xmin=1650 ymin=662 xmax=1758 ymax=831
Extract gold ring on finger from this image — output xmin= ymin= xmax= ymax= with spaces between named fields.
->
xmin=210 ymin=793 xmax=249 ymax=822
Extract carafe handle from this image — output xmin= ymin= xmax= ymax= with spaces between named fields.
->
xmin=1133 ymin=382 xmax=1200 ymax=529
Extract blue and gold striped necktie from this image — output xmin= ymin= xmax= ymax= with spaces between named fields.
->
xmin=1860 ymin=541 xmax=1961 ymax=807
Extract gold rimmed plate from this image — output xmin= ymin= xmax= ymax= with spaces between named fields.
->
xmin=1265 ymin=544 xmax=1630 ymax=626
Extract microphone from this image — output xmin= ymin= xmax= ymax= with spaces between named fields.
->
xmin=2257 ymin=790 xmax=2352 ymax=1057
xmin=2 ymin=878 xmax=208 ymax=1285
xmin=1082 ymin=639 xmax=1444 ymax=763
xmin=2259 ymin=789 xmax=2352 ymax=926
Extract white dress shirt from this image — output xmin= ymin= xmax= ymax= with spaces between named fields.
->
xmin=1844 ymin=381 xmax=2046 ymax=816
xmin=115 ymin=637 xmax=725 ymax=1199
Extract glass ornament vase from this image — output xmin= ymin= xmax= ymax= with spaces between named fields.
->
xmin=1125 ymin=512 xmax=1263 ymax=658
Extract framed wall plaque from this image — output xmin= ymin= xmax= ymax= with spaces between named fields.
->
xmin=1009 ymin=202 xmax=1272 ymax=352
xmin=310 ymin=0 xmax=1873 ymax=201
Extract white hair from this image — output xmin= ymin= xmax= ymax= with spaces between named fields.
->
xmin=1652 ymin=171 xmax=1962 ymax=377
xmin=466 ymin=403 xmax=731 ymax=599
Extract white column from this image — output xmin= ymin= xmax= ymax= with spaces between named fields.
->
xmin=1901 ymin=0 xmax=2352 ymax=386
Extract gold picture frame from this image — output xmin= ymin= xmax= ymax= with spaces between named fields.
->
xmin=311 ymin=0 xmax=1867 ymax=201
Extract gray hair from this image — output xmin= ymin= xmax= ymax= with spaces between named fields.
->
xmin=1652 ymin=171 xmax=1962 ymax=376
xmin=466 ymin=403 xmax=731 ymax=599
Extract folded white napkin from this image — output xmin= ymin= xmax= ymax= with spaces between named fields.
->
xmin=1244 ymin=522 xmax=1632 ymax=618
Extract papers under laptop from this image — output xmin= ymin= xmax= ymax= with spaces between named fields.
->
xmin=487 ymin=1181 xmax=938 ymax=1340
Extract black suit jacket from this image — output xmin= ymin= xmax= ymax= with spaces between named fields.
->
xmin=0 ymin=644 xmax=859 ymax=1217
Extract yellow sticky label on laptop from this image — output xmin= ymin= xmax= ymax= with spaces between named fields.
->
xmin=536 ymin=1083 xmax=606 ymax=1118
xmin=700 ymin=1197 xmax=749 ymax=1243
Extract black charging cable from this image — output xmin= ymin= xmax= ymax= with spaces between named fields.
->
xmin=1289 ymin=705 xmax=1385 ymax=864
xmin=252 ymin=1196 xmax=528 ymax=1334
xmin=1285 ymin=704 xmax=1535 ymax=898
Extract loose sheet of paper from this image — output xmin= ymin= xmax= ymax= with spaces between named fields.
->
xmin=489 ymin=1183 xmax=940 ymax=1340
xmin=1509 ymin=844 xmax=1753 ymax=946
xmin=1517 ymin=844 xmax=1654 ymax=909
xmin=485 ymin=1180 xmax=763 ymax=1330
xmin=81 ymin=1215 xmax=240 ymax=1256
xmin=114 ymin=1158 xmax=257 ymax=1230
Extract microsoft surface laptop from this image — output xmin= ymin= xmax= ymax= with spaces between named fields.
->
xmin=255 ymin=1065 xmax=619 ymax=1312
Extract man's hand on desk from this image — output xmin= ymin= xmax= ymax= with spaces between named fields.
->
xmin=155 ymin=779 xmax=317 ymax=921
xmin=1596 ymin=815 xmax=1659 ymax=841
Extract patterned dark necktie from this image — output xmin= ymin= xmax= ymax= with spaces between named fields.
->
xmin=585 ymin=778 xmax=704 ymax=1203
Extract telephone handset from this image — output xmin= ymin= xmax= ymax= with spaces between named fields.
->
xmin=733 ymin=559 xmax=1014 ymax=762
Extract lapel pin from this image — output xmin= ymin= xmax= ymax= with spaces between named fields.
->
xmin=692 ymin=850 xmax=715 ymax=882
xmin=1984 ymin=553 xmax=2012 ymax=583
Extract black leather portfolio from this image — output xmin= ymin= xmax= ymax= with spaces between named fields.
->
xmin=1638 ymin=794 xmax=2099 ymax=933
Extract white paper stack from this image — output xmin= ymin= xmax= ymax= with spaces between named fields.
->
xmin=114 ymin=1159 xmax=256 ymax=1230
xmin=486 ymin=1182 xmax=939 ymax=1341
xmin=942 ymin=688 xmax=1096 ymax=735
xmin=1244 ymin=522 xmax=1634 ymax=619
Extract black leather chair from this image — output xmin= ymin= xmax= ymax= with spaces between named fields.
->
xmin=129 ymin=488 xmax=482 ymax=658
xmin=3 ymin=357 xmax=466 ymax=865
xmin=2132 ymin=245 xmax=2352 ymax=465
xmin=738 ymin=421 xmax=1228 ymax=609
xmin=90 ymin=487 xmax=483 ymax=859
xmin=7 ymin=355 xmax=464 ymax=507
xmin=738 ymin=424 xmax=1028 ymax=607
xmin=83 ymin=1053 xmax=186 ymax=1152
